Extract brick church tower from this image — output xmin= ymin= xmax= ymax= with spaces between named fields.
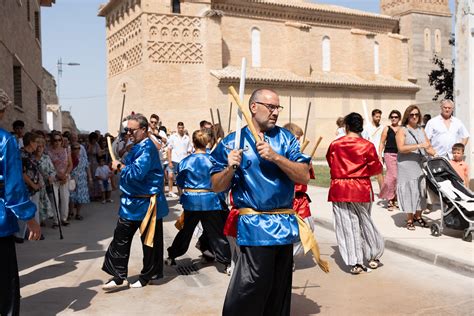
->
xmin=381 ymin=0 xmax=452 ymax=105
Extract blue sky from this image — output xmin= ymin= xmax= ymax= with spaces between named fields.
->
xmin=41 ymin=0 xmax=455 ymax=133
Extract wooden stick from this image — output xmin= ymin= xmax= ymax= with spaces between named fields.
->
xmin=107 ymin=136 xmax=118 ymax=162
xmin=227 ymin=102 xmax=233 ymax=133
xmin=301 ymin=139 xmax=310 ymax=152
xmin=216 ymin=108 xmax=222 ymax=129
xmin=210 ymin=108 xmax=215 ymax=125
xmin=309 ymin=136 xmax=323 ymax=158
xmin=303 ymin=101 xmax=312 ymax=142
xmin=289 ymin=96 xmax=292 ymax=124
xmin=228 ymin=86 xmax=260 ymax=141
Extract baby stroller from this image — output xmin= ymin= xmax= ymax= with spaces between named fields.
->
xmin=424 ymin=157 xmax=474 ymax=242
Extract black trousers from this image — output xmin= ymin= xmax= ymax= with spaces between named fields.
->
xmin=0 ymin=236 xmax=20 ymax=316
xmin=223 ymin=244 xmax=293 ymax=316
xmin=168 ymin=211 xmax=231 ymax=265
xmin=102 ymin=217 xmax=164 ymax=283
xmin=198 ymin=210 xmax=229 ymax=254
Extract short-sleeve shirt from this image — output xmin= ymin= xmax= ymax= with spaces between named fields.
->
xmin=168 ymin=133 xmax=192 ymax=163
xmin=210 ymin=126 xmax=311 ymax=246
xmin=21 ymin=149 xmax=40 ymax=195
xmin=425 ymin=115 xmax=470 ymax=158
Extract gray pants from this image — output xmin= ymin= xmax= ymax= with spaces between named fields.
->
xmin=332 ymin=202 xmax=384 ymax=266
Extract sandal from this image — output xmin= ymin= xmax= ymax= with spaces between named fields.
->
xmin=406 ymin=220 xmax=415 ymax=230
xmin=413 ymin=216 xmax=427 ymax=228
xmin=350 ymin=264 xmax=364 ymax=275
xmin=368 ymin=259 xmax=380 ymax=269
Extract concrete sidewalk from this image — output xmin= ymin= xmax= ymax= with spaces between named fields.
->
xmin=307 ymin=184 xmax=474 ymax=277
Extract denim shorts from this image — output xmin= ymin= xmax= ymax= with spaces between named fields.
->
xmin=166 ymin=163 xmax=178 ymax=175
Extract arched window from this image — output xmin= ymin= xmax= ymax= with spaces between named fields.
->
xmin=374 ymin=41 xmax=380 ymax=75
xmin=434 ymin=29 xmax=442 ymax=53
xmin=251 ymin=27 xmax=261 ymax=68
xmin=424 ymin=28 xmax=431 ymax=51
xmin=322 ymin=36 xmax=331 ymax=72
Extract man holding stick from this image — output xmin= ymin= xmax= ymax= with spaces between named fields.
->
xmin=102 ymin=114 xmax=169 ymax=290
xmin=211 ymin=88 xmax=313 ymax=315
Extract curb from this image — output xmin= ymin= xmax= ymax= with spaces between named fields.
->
xmin=314 ymin=218 xmax=474 ymax=277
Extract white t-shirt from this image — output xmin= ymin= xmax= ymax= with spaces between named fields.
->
xmin=425 ymin=115 xmax=470 ymax=158
xmin=168 ymin=133 xmax=192 ymax=163
xmin=362 ymin=123 xmax=384 ymax=150
xmin=95 ymin=165 xmax=111 ymax=180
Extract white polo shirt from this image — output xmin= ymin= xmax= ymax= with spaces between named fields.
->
xmin=362 ymin=123 xmax=384 ymax=152
xmin=425 ymin=115 xmax=470 ymax=157
xmin=168 ymin=133 xmax=192 ymax=163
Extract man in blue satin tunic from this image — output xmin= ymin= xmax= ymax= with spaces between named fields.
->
xmin=211 ymin=88 xmax=311 ymax=316
xmin=102 ymin=114 xmax=169 ymax=291
xmin=0 ymin=89 xmax=41 ymax=316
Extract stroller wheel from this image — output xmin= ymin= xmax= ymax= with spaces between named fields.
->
xmin=430 ymin=224 xmax=441 ymax=237
xmin=462 ymin=230 xmax=473 ymax=242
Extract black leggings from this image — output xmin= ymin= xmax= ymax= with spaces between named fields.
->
xmin=168 ymin=210 xmax=231 ymax=265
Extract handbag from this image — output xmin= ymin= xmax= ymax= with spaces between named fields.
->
xmin=68 ymin=178 xmax=76 ymax=192
xmin=406 ymin=128 xmax=428 ymax=163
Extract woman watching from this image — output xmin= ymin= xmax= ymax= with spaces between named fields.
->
xmin=35 ymin=136 xmax=56 ymax=226
xmin=378 ymin=110 xmax=402 ymax=209
xmin=326 ymin=112 xmax=384 ymax=274
xmin=70 ymin=142 xmax=92 ymax=220
xmin=48 ymin=131 xmax=72 ymax=226
xmin=396 ymin=105 xmax=436 ymax=230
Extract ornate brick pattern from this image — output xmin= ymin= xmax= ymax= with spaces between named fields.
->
xmin=146 ymin=14 xmax=204 ymax=64
xmin=107 ymin=16 xmax=143 ymax=77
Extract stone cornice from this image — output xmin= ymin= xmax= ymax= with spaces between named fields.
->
xmin=395 ymin=10 xmax=452 ymax=18
xmin=212 ymin=0 xmax=399 ymax=33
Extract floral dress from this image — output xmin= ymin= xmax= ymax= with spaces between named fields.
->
xmin=70 ymin=150 xmax=90 ymax=204
xmin=37 ymin=154 xmax=56 ymax=221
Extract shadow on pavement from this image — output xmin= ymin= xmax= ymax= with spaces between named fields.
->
xmin=330 ymin=246 xmax=349 ymax=273
xmin=291 ymin=292 xmax=321 ymax=315
xmin=21 ymin=279 xmax=102 ymax=315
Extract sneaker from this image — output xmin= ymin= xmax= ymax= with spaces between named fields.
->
xmin=102 ymin=277 xmax=129 ymax=291
xmin=130 ymin=279 xmax=147 ymax=288
xmin=224 ymin=265 xmax=232 ymax=276
xmin=106 ymin=199 xmax=114 ymax=203
xmin=167 ymin=192 xmax=178 ymax=198
xmin=101 ymin=200 xmax=106 ymax=204
xmin=164 ymin=257 xmax=176 ymax=266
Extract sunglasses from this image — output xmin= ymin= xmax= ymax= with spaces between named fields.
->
xmin=409 ymin=113 xmax=420 ymax=118
xmin=150 ymin=120 xmax=158 ymax=124
xmin=124 ymin=127 xmax=142 ymax=134
xmin=390 ymin=116 xmax=399 ymax=119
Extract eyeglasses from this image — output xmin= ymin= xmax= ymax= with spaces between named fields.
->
xmin=409 ymin=113 xmax=420 ymax=118
xmin=124 ymin=127 xmax=142 ymax=134
xmin=390 ymin=116 xmax=399 ymax=119
xmin=255 ymin=102 xmax=284 ymax=112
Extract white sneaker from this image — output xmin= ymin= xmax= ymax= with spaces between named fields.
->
xmin=130 ymin=279 xmax=147 ymax=288
xmin=167 ymin=192 xmax=178 ymax=198
xmin=101 ymin=200 xmax=106 ymax=204
xmin=102 ymin=278 xmax=129 ymax=291
xmin=224 ymin=265 xmax=232 ymax=276
xmin=106 ymin=199 xmax=114 ymax=203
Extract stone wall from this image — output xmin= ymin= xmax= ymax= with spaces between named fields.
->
xmin=0 ymin=0 xmax=48 ymax=131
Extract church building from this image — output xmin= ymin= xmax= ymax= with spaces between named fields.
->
xmin=98 ymin=0 xmax=451 ymax=155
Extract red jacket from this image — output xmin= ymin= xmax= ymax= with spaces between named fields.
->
xmin=326 ymin=136 xmax=382 ymax=203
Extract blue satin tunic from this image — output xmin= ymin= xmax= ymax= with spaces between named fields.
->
xmin=0 ymin=129 xmax=36 ymax=237
xmin=119 ymin=138 xmax=169 ymax=221
xmin=210 ymin=126 xmax=311 ymax=246
xmin=177 ymin=153 xmax=222 ymax=211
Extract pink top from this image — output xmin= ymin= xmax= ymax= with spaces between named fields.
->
xmin=49 ymin=148 xmax=69 ymax=174
xmin=449 ymin=160 xmax=469 ymax=186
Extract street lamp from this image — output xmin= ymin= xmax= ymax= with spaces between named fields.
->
xmin=56 ymin=57 xmax=80 ymax=100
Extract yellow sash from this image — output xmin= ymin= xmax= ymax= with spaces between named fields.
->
xmin=139 ymin=195 xmax=157 ymax=247
xmin=239 ymin=208 xmax=330 ymax=273
xmin=183 ymin=188 xmax=212 ymax=193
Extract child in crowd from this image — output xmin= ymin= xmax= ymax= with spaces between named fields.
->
xmin=449 ymin=143 xmax=470 ymax=187
xmin=95 ymin=158 xmax=113 ymax=204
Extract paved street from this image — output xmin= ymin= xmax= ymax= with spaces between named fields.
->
xmin=16 ymin=191 xmax=473 ymax=315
